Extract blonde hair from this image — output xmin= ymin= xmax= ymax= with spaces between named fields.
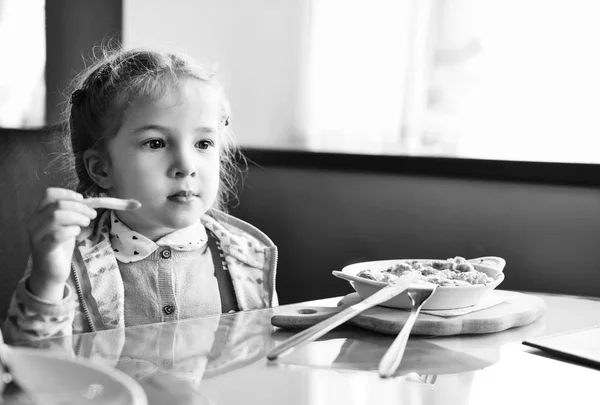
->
xmin=58 ymin=47 xmax=242 ymax=212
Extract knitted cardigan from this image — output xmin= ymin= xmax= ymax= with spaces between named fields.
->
xmin=3 ymin=209 xmax=278 ymax=343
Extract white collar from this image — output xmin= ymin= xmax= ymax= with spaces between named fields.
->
xmin=109 ymin=211 xmax=208 ymax=263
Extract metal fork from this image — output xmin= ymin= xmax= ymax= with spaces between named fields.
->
xmin=378 ymin=285 xmax=437 ymax=378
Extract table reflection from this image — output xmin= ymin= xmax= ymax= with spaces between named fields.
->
xmin=20 ymin=310 xmax=275 ymax=405
xmin=271 ymin=315 xmax=545 ymax=377
xmin=9 ymin=292 xmax=600 ymax=405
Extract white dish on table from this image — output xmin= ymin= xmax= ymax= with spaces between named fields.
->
xmin=334 ymin=256 xmax=506 ymax=310
xmin=5 ymin=346 xmax=147 ymax=405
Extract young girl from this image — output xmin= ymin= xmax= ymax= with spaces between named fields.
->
xmin=3 ymin=48 xmax=278 ymax=342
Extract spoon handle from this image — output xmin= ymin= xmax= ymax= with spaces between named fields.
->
xmin=378 ymin=285 xmax=437 ymax=378
xmin=268 ymin=272 xmax=419 ymax=361
xmin=378 ymin=304 xmax=422 ymax=378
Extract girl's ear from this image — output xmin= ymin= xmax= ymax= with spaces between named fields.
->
xmin=83 ymin=149 xmax=113 ymax=190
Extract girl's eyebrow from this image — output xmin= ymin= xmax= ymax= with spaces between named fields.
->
xmin=194 ymin=126 xmax=217 ymax=134
xmin=131 ymin=124 xmax=168 ymax=135
xmin=131 ymin=125 xmax=217 ymax=135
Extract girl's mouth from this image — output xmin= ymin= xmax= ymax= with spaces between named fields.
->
xmin=167 ymin=191 xmax=198 ymax=203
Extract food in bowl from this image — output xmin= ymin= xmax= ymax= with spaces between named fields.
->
xmin=337 ymin=256 xmax=505 ymax=309
xmin=356 ymin=256 xmax=495 ymax=287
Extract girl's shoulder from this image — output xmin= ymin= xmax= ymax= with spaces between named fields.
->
xmin=202 ymin=210 xmax=276 ymax=250
xmin=202 ymin=210 xmax=277 ymax=271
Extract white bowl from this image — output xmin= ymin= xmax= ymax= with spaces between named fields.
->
xmin=337 ymin=256 xmax=506 ymax=310
xmin=7 ymin=347 xmax=148 ymax=405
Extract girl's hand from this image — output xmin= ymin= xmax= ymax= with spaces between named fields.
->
xmin=27 ymin=188 xmax=140 ymax=301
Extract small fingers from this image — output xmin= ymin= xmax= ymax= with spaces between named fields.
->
xmin=48 ymin=209 xmax=94 ymax=228
xmin=36 ymin=188 xmax=84 ymax=211
xmin=29 ymin=206 xmax=95 ymax=247
xmin=54 ymin=199 xmax=98 ymax=219
xmin=40 ymin=225 xmax=82 ymax=246
xmin=30 ymin=221 xmax=84 ymax=253
xmin=29 ymin=200 xmax=97 ymax=232
xmin=82 ymin=197 xmax=142 ymax=211
xmin=30 ymin=210 xmax=93 ymax=243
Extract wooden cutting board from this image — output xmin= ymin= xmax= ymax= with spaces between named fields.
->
xmin=272 ymin=290 xmax=546 ymax=336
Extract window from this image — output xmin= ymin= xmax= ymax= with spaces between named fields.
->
xmin=0 ymin=0 xmax=45 ymax=128
xmin=128 ymin=0 xmax=600 ymax=164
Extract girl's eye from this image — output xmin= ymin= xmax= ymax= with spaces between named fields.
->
xmin=142 ymin=139 xmax=166 ymax=149
xmin=196 ymin=140 xmax=215 ymax=150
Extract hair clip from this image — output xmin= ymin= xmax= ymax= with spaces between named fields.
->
xmin=70 ymin=89 xmax=85 ymax=105
xmin=95 ymin=64 xmax=112 ymax=86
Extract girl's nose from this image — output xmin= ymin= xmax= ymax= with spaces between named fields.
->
xmin=169 ymin=148 xmax=197 ymax=178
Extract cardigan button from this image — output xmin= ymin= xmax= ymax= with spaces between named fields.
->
xmin=161 ymin=249 xmax=171 ymax=259
xmin=163 ymin=305 xmax=175 ymax=315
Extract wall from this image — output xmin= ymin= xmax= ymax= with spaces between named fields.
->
xmin=123 ymin=0 xmax=310 ymax=149
xmin=45 ymin=0 xmax=122 ymax=125
xmin=0 ymin=129 xmax=66 ymax=320
xmin=231 ymin=162 xmax=600 ymax=304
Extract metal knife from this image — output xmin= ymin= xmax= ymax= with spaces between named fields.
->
xmin=267 ymin=271 xmax=419 ymax=361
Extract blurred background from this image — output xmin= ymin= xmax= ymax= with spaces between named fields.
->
xmin=2 ymin=0 xmax=600 ymax=163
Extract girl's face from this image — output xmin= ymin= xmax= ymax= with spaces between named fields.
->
xmin=104 ymin=78 xmax=222 ymax=240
